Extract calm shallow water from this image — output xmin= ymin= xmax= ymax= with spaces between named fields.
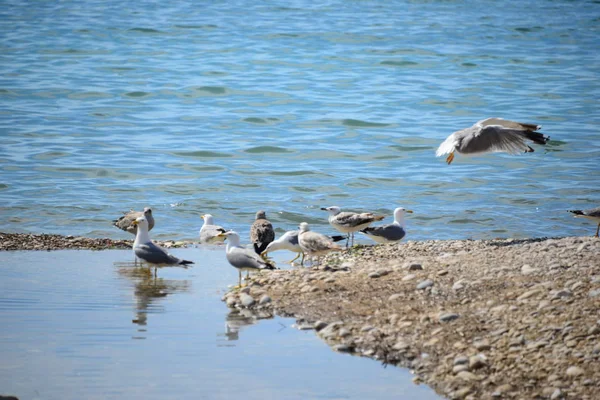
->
xmin=0 ymin=248 xmax=441 ymax=400
xmin=0 ymin=0 xmax=599 ymax=243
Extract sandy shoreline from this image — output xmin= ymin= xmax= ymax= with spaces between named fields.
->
xmin=3 ymin=232 xmax=599 ymax=399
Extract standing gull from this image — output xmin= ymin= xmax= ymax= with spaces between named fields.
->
xmin=568 ymin=207 xmax=600 ymax=237
xmin=360 ymin=207 xmax=413 ymax=244
xmin=131 ymin=216 xmax=193 ymax=267
xmin=321 ymin=206 xmax=385 ymax=247
xmin=199 ymin=214 xmax=227 ymax=244
xmin=217 ymin=230 xmax=275 ymax=287
xmin=436 ymin=117 xmax=550 ymax=164
xmin=298 ymin=222 xmax=342 ymax=264
xmin=250 ymin=210 xmax=275 ymax=254
xmin=113 ymin=207 xmax=154 ymax=234
xmin=262 ymin=230 xmax=347 ymax=264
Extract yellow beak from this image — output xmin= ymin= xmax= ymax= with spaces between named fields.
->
xmin=406 ymin=210 xmax=414 ymax=213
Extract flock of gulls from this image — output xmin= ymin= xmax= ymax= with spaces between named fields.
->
xmin=111 ymin=118 xmax=599 ymax=287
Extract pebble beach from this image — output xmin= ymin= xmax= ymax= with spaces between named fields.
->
xmin=3 ymin=232 xmax=599 ymax=399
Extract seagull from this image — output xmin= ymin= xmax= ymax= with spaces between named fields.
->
xmin=131 ymin=216 xmax=193 ymax=268
xmin=435 ymin=117 xmax=550 ymax=164
xmin=568 ymin=207 xmax=600 ymax=237
xmin=321 ymin=206 xmax=385 ymax=247
xmin=199 ymin=214 xmax=227 ymax=244
xmin=360 ymin=207 xmax=413 ymax=243
xmin=262 ymin=230 xmax=347 ymax=265
xmin=250 ymin=210 xmax=275 ymax=254
xmin=298 ymin=222 xmax=342 ymax=264
xmin=113 ymin=207 xmax=154 ymax=235
xmin=218 ymin=230 xmax=275 ymax=287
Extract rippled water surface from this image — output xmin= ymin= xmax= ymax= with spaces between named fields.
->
xmin=1 ymin=0 xmax=599 ymax=241
xmin=0 ymin=249 xmax=441 ymax=400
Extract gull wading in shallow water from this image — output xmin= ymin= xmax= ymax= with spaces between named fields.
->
xmin=568 ymin=207 xmax=600 ymax=237
xmin=298 ymin=222 xmax=342 ymax=265
xmin=199 ymin=214 xmax=227 ymax=244
xmin=262 ymin=230 xmax=346 ymax=265
xmin=250 ymin=210 xmax=275 ymax=255
xmin=435 ymin=117 xmax=550 ymax=165
xmin=321 ymin=206 xmax=385 ymax=247
xmin=113 ymin=207 xmax=154 ymax=235
xmin=218 ymin=230 xmax=275 ymax=287
xmin=131 ymin=216 xmax=193 ymax=267
xmin=360 ymin=207 xmax=413 ymax=244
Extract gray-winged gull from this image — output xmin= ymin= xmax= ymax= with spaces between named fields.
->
xmin=262 ymin=230 xmax=346 ymax=264
xmin=131 ymin=216 xmax=193 ymax=266
xmin=199 ymin=214 xmax=227 ymax=244
xmin=250 ymin=210 xmax=275 ymax=254
xmin=360 ymin=207 xmax=413 ymax=243
xmin=114 ymin=207 xmax=154 ymax=234
xmin=568 ymin=207 xmax=600 ymax=237
xmin=218 ymin=230 xmax=275 ymax=287
xmin=321 ymin=206 xmax=385 ymax=247
xmin=435 ymin=117 xmax=549 ymax=164
xmin=298 ymin=222 xmax=342 ymax=264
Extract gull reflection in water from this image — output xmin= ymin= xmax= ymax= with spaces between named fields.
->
xmin=115 ymin=262 xmax=190 ymax=336
xmin=218 ymin=308 xmax=274 ymax=346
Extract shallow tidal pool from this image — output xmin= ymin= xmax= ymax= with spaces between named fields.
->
xmin=0 ymin=247 xmax=441 ymax=400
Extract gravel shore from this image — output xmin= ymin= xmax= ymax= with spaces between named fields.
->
xmin=223 ymin=236 xmax=600 ymax=400
xmin=3 ymin=232 xmax=599 ymax=399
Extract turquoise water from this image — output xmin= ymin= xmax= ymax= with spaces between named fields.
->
xmin=0 ymin=249 xmax=441 ymax=400
xmin=1 ymin=0 xmax=599 ymax=242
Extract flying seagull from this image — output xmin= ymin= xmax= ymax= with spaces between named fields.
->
xmin=436 ymin=117 xmax=549 ymax=164
xmin=360 ymin=207 xmax=413 ymax=243
xmin=568 ymin=207 xmax=600 ymax=237
xmin=113 ymin=207 xmax=154 ymax=234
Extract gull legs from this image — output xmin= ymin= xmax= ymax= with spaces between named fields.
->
xmin=596 ymin=223 xmax=599 ymax=238
xmin=446 ymin=152 xmax=455 ymax=165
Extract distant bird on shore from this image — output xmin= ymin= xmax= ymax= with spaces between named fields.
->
xmin=199 ymin=214 xmax=227 ymax=244
xmin=360 ymin=207 xmax=413 ymax=244
xmin=436 ymin=118 xmax=549 ymax=165
xmin=113 ymin=207 xmax=154 ymax=235
xmin=262 ymin=230 xmax=346 ymax=264
xmin=218 ymin=230 xmax=275 ymax=287
xmin=250 ymin=210 xmax=275 ymax=254
xmin=298 ymin=222 xmax=342 ymax=264
xmin=131 ymin=216 xmax=193 ymax=267
xmin=568 ymin=207 xmax=600 ymax=237
xmin=321 ymin=206 xmax=385 ymax=247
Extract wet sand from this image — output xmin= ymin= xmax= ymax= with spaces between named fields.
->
xmin=3 ymin=232 xmax=599 ymax=399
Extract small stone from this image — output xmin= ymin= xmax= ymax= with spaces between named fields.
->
xmin=473 ymin=339 xmax=491 ymax=351
xmin=338 ymin=328 xmax=351 ymax=337
xmin=492 ymin=384 xmax=513 ymax=397
xmin=333 ymin=344 xmax=353 ymax=353
xmin=239 ymin=293 xmax=255 ymax=307
xmin=388 ymin=293 xmax=402 ymax=301
xmin=240 ymin=286 xmax=251 ymax=294
xmin=259 ymin=295 xmax=271 ymax=305
xmin=454 ymin=355 xmax=469 ymax=366
xmin=452 ymin=387 xmax=472 ymax=399
xmin=314 ymin=321 xmax=328 ymax=331
xmin=566 ymin=366 xmax=584 ymax=377
xmin=456 ymin=371 xmax=477 ymax=382
xmin=452 ymin=280 xmax=467 ymax=291
xmin=453 ymin=364 xmax=469 ymax=374
xmin=368 ymin=271 xmax=381 ymax=278
xmin=550 ymin=388 xmax=562 ymax=400
xmin=521 ymin=264 xmax=538 ymax=275
xmin=552 ymin=289 xmax=572 ymax=299
xmin=361 ymin=325 xmax=374 ymax=332
xmin=437 ymin=270 xmax=449 ymax=276
xmin=518 ymin=288 xmax=543 ymax=300
xmin=417 ymin=279 xmax=434 ymax=290
xmin=439 ymin=312 xmax=460 ymax=322
xmin=469 ymin=354 xmax=487 ymax=370
xmin=226 ymin=297 xmax=237 ymax=307
xmin=393 ymin=340 xmax=410 ymax=351
xmin=407 ymin=263 xmax=423 ymax=271
xmin=588 ymin=289 xmax=600 ymax=298
xmin=402 ymin=274 xmax=416 ymax=281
